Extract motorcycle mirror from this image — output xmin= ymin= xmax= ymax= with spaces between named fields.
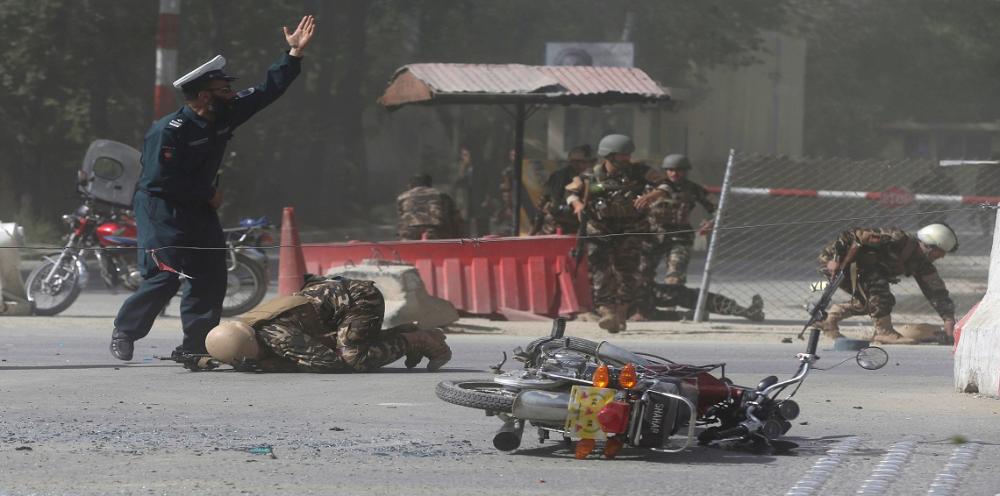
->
xmin=855 ymin=346 xmax=889 ymax=370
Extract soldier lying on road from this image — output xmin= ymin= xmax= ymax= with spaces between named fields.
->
xmin=632 ymin=284 xmax=764 ymax=322
xmin=204 ymin=274 xmax=452 ymax=372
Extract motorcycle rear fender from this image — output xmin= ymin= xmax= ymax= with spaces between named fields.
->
xmin=234 ymin=246 xmax=268 ymax=267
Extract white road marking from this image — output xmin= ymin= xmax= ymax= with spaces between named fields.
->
xmin=856 ymin=438 xmax=918 ymax=495
xmin=785 ymin=436 xmax=862 ymax=496
xmin=927 ymin=442 xmax=981 ymax=496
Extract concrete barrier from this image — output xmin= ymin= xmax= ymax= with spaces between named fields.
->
xmin=954 ymin=209 xmax=1000 ymax=397
xmin=0 ymin=222 xmax=32 ymax=316
xmin=325 ymin=259 xmax=459 ymax=330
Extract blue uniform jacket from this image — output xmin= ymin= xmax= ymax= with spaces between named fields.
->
xmin=134 ymin=51 xmax=301 ymax=272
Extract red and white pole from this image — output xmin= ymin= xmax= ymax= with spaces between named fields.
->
xmin=153 ymin=0 xmax=180 ymax=120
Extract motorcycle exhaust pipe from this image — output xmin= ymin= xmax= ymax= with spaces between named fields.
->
xmin=493 ymin=420 xmax=524 ymax=451
xmin=512 ymin=390 xmax=571 ymax=423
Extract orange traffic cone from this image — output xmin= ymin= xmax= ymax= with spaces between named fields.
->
xmin=278 ymin=206 xmax=306 ymax=295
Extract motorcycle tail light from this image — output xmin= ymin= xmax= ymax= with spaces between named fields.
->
xmin=259 ymin=232 xmax=275 ymax=246
xmin=618 ymin=363 xmax=637 ymax=389
xmin=597 ymin=401 xmax=630 ymax=434
xmin=593 ymin=364 xmax=610 ymax=388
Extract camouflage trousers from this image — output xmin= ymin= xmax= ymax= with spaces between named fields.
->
xmin=631 ymin=283 xmax=760 ymax=320
xmin=399 ymin=225 xmax=455 ymax=240
xmin=257 ymin=280 xmax=407 ymax=372
xmin=821 ymin=266 xmax=895 ymax=319
xmin=585 ymin=219 xmax=646 ymax=307
xmin=635 ymin=231 xmax=694 ymax=311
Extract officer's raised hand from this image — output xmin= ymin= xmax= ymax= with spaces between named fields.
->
xmin=284 ymin=15 xmax=316 ymax=57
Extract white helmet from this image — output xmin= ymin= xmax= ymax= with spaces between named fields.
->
xmin=916 ymin=223 xmax=958 ymax=253
xmin=206 ymin=321 xmax=262 ymax=364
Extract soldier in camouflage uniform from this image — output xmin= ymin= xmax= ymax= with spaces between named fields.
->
xmin=397 ymin=174 xmax=464 ymax=240
xmin=205 ymin=275 xmax=452 ymax=372
xmin=816 ymin=224 xmax=958 ymax=344
xmin=633 ymin=154 xmax=716 ymax=319
xmin=565 ymin=134 xmax=670 ymax=333
xmin=641 ymin=284 xmax=764 ymax=322
xmin=530 ymin=145 xmax=595 ymax=235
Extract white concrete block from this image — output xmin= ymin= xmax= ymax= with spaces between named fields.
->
xmin=954 ymin=209 xmax=1000 ymax=397
xmin=0 ymin=222 xmax=32 ymax=316
xmin=325 ymin=259 xmax=459 ymax=330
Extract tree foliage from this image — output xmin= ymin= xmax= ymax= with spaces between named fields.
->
xmin=17 ymin=0 xmax=996 ymax=234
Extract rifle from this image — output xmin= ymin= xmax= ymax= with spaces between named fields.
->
xmin=797 ymin=242 xmax=861 ymax=340
xmin=155 ymin=352 xmax=220 ymax=371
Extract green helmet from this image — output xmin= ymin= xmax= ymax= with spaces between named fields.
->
xmin=597 ymin=134 xmax=635 ymax=157
xmin=661 ymin=154 xmax=692 ymax=170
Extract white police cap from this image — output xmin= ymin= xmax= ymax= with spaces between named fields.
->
xmin=172 ymin=55 xmax=238 ymax=90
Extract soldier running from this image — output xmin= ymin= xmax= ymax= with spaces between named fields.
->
xmin=816 ymin=224 xmax=958 ymax=344
xmin=565 ymin=134 xmax=669 ymax=333
xmin=204 ymin=275 xmax=452 ymax=372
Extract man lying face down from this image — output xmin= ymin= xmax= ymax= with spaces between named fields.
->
xmin=205 ymin=274 xmax=451 ymax=372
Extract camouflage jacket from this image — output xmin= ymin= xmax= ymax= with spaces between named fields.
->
xmin=531 ymin=164 xmax=580 ymax=234
xmin=241 ymin=276 xmax=374 ymax=372
xmin=648 ymin=178 xmax=715 ymax=230
xmin=565 ymin=162 xmax=667 ymax=221
xmin=819 ymin=227 xmax=955 ymax=320
xmin=396 ymin=186 xmax=462 ymax=237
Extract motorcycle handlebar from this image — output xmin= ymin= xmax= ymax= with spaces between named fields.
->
xmin=806 ymin=328 xmax=820 ymax=356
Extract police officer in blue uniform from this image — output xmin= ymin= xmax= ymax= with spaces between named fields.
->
xmin=110 ymin=15 xmax=317 ymax=361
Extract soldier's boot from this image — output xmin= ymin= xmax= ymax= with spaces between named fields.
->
xmin=817 ymin=303 xmax=851 ymax=340
xmin=870 ymin=316 xmax=917 ymax=345
xmin=401 ymin=328 xmax=452 ymax=371
xmin=614 ymin=304 xmax=629 ymax=333
xmin=597 ymin=306 xmax=620 ymax=333
xmin=708 ymin=293 xmax=765 ymax=322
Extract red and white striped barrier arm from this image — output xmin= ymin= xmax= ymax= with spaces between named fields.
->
xmin=705 ymin=186 xmax=1000 ymax=206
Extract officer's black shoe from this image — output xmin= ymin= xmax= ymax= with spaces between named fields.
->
xmin=110 ymin=337 xmax=134 ymax=361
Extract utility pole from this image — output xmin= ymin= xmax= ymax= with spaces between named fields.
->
xmin=154 ymin=0 xmax=180 ymax=120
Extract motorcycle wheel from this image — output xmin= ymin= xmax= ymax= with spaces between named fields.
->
xmin=220 ymin=253 xmax=268 ymax=317
xmin=25 ymin=259 xmax=81 ymax=316
xmin=436 ymin=379 xmax=516 ymax=413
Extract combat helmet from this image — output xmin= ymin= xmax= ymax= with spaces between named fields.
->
xmin=661 ymin=154 xmax=692 ymax=170
xmin=916 ymin=223 xmax=959 ymax=253
xmin=597 ymin=134 xmax=635 ymax=157
xmin=206 ymin=321 xmax=262 ymax=364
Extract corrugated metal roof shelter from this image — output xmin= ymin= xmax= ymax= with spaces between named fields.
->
xmin=378 ymin=63 xmax=669 ymax=108
xmin=377 ymin=63 xmax=671 ymax=234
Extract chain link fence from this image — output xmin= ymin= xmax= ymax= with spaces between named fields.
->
xmin=700 ymin=153 xmax=998 ymax=323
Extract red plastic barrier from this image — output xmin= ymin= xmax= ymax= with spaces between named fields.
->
xmin=300 ymin=235 xmax=593 ymax=319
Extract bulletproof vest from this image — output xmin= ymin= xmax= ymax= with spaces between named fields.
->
xmin=239 ymin=295 xmax=322 ymax=332
xmin=853 ymin=228 xmax=921 ymax=278
xmin=399 ymin=186 xmax=450 ymax=227
xmin=585 ymin=163 xmax=650 ymax=220
xmin=661 ymin=180 xmax=699 ymax=226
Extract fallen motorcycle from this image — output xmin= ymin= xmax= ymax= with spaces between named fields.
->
xmin=436 ymin=319 xmax=888 ymax=458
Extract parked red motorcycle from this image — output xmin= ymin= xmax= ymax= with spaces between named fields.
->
xmin=26 ymin=139 xmax=268 ymax=317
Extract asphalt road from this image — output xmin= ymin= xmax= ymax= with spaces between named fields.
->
xmin=1 ymin=291 xmax=998 ymax=495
